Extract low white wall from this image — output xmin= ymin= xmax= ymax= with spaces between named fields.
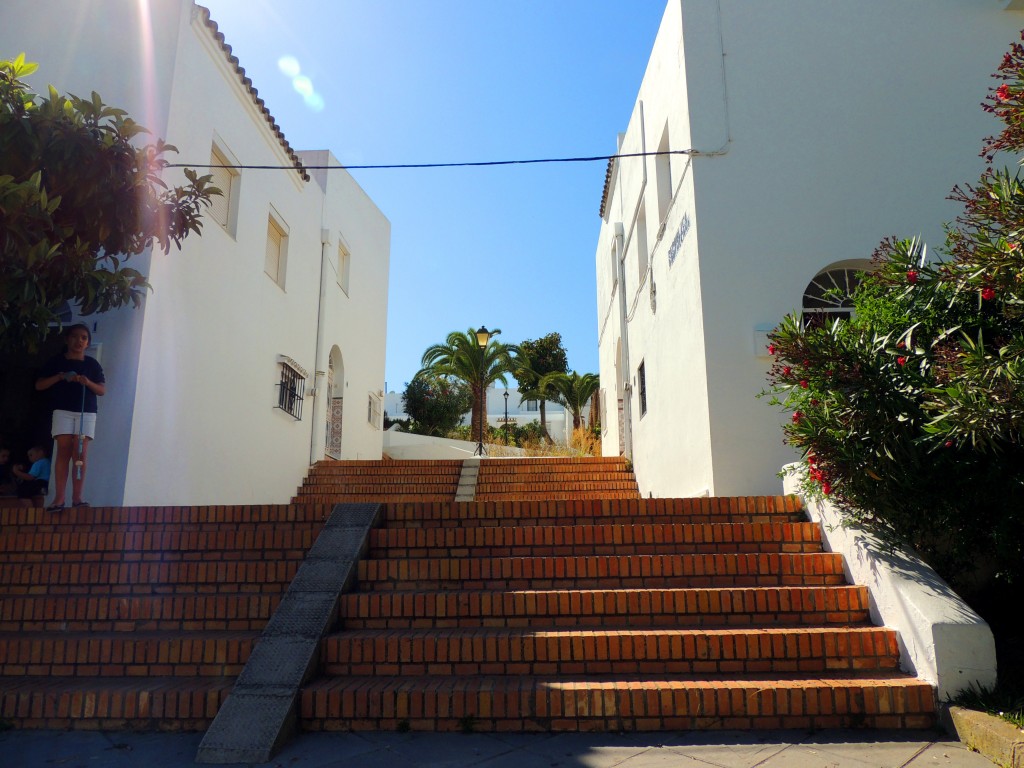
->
xmin=783 ymin=465 xmax=997 ymax=701
xmin=382 ymin=429 xmax=477 ymax=460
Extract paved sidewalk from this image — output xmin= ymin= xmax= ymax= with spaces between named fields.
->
xmin=0 ymin=728 xmax=996 ymax=768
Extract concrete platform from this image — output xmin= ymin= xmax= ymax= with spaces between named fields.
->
xmin=1 ymin=728 xmax=998 ymax=768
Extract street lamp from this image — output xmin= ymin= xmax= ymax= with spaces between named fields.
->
xmin=474 ymin=326 xmax=491 ymax=456
xmin=503 ymin=390 xmax=510 ymax=445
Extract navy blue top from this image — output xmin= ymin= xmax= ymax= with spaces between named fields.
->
xmin=39 ymin=355 xmax=105 ymax=413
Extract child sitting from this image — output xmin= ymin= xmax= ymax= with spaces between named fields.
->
xmin=12 ymin=445 xmax=51 ymax=507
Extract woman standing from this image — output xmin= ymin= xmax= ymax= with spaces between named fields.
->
xmin=35 ymin=324 xmax=106 ymax=512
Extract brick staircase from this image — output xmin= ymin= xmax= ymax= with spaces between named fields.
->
xmin=475 ymin=457 xmax=639 ymax=500
xmin=299 ymin=460 xmax=936 ymax=732
xmin=0 ymin=457 xmax=937 ymax=736
xmin=292 ymin=459 xmax=462 ymax=503
xmin=0 ymin=503 xmax=331 ymax=730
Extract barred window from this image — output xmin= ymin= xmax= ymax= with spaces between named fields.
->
xmin=802 ymin=268 xmax=862 ymax=327
xmin=276 ymin=359 xmax=306 ymax=420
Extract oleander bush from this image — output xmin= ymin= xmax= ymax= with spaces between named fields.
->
xmin=761 ymin=35 xmax=1024 ymax=594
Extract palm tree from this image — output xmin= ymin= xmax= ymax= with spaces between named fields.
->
xmin=538 ymin=371 xmax=601 ymax=431
xmin=417 ymin=328 xmax=519 ymax=442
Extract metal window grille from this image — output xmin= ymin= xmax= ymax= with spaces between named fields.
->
xmin=525 ymin=400 xmax=539 ymax=412
xmin=277 ymin=363 xmax=305 ymax=419
xmin=802 ymin=268 xmax=863 ymax=328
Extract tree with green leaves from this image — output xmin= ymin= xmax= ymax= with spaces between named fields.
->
xmin=401 ymin=375 xmax=473 ymax=437
xmin=417 ymin=328 xmax=519 ymax=441
xmin=516 ymin=332 xmax=568 ymax=442
xmin=539 ymin=371 xmax=600 ymax=431
xmin=0 ymin=54 xmax=218 ymax=353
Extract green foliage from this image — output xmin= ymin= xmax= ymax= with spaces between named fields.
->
xmin=417 ymin=328 xmax=519 ymax=439
xmin=516 ymin=333 xmax=569 ymax=442
xmin=0 ymin=53 xmax=219 ymax=353
xmin=760 ymin=36 xmax=1024 ymax=593
xmin=538 ymin=370 xmax=600 ymax=430
xmin=401 ymin=375 xmax=473 ymax=437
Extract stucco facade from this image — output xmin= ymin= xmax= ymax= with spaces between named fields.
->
xmin=596 ymin=0 xmax=1023 ymax=497
xmin=1 ymin=0 xmax=390 ymax=505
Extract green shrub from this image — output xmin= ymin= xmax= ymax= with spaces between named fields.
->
xmin=761 ymin=35 xmax=1024 ymax=594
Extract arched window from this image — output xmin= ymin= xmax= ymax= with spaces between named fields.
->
xmin=802 ymin=268 xmax=863 ymax=327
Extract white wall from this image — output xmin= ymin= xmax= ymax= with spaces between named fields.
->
xmin=302 ymin=150 xmax=391 ymax=462
xmin=597 ymin=0 xmax=1024 ymax=497
xmin=0 ymin=0 xmax=189 ymax=506
xmin=1 ymin=1 xmax=391 ymax=505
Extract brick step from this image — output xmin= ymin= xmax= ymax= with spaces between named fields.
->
xmin=470 ymin=492 xmax=642 ymax=502
xmin=0 ymin=631 xmax=256 ymax=677
xmin=478 ymin=459 xmax=631 ymax=469
xmin=0 ymin=594 xmax=281 ymax=632
xmin=0 ymin=529 xmax=318 ymax=560
xmin=460 ymin=481 xmax=640 ymax=492
xmin=295 ymin=483 xmax=456 ymax=496
xmin=0 ymin=560 xmax=300 ymax=593
xmin=299 ymin=671 xmax=936 ymax=732
xmin=366 ymin=522 xmax=824 ymax=557
xmin=293 ymin=494 xmax=454 ymax=504
xmin=366 ymin=524 xmax=823 ymax=561
xmin=382 ymin=497 xmax=803 ymax=528
xmin=0 ymin=504 xmax=334 ymax=527
xmin=339 ymin=586 xmax=870 ymax=630
xmin=311 ymin=460 xmax=464 ymax=470
xmin=354 ymin=553 xmax=847 ymax=591
xmin=319 ymin=626 xmax=899 ymax=677
xmin=0 ymin=675 xmax=232 ymax=730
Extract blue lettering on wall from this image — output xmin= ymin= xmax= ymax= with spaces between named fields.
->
xmin=667 ymin=213 xmax=691 ymax=267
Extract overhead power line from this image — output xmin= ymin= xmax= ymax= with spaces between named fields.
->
xmin=165 ymin=148 xmax=697 ymax=171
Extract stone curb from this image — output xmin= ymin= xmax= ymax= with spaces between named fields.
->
xmin=942 ymin=705 xmax=1024 ymax=768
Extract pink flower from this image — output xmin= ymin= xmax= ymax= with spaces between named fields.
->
xmin=897 ymin=356 xmax=907 ymax=367
xmin=906 ymin=270 xmax=919 ymax=284
xmin=792 ymin=411 xmax=803 ymax=423
xmin=944 ymin=441 xmax=954 ymax=448
xmin=800 ymin=380 xmax=809 ymax=389
xmin=997 ymin=84 xmax=1012 ymax=102
xmin=821 ymin=482 xmax=832 ymax=496
xmin=981 ymin=287 xmax=996 ymax=301
xmin=783 ymin=366 xmax=792 ymax=376
xmin=767 ymin=343 xmax=776 ymax=355
xmin=897 ymin=341 xmax=906 ymax=350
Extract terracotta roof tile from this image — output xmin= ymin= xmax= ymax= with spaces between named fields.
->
xmin=195 ymin=4 xmax=309 ymax=181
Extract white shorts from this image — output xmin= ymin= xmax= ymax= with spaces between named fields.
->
xmin=52 ymin=409 xmax=97 ymax=439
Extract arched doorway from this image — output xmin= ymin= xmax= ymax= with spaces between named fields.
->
xmin=325 ymin=347 xmax=344 ymax=459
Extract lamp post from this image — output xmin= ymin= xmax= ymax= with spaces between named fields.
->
xmin=503 ymin=390 xmax=510 ymax=445
xmin=474 ymin=326 xmax=491 ymax=456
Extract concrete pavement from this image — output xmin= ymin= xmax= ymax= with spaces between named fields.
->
xmin=0 ymin=728 xmax=997 ymax=768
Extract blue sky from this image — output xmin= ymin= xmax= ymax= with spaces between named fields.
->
xmin=201 ymin=0 xmax=667 ymax=392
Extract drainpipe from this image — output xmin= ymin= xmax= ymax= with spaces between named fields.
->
xmin=616 ymin=101 xmax=649 ymax=461
xmin=614 ymin=222 xmax=633 ymax=461
xmin=309 ymin=228 xmax=330 ymax=465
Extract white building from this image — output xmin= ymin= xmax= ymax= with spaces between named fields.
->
xmin=596 ymin=0 xmax=1022 ymax=497
xmin=384 ymin=386 xmax=575 ymax=443
xmin=1 ymin=0 xmax=390 ymax=505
